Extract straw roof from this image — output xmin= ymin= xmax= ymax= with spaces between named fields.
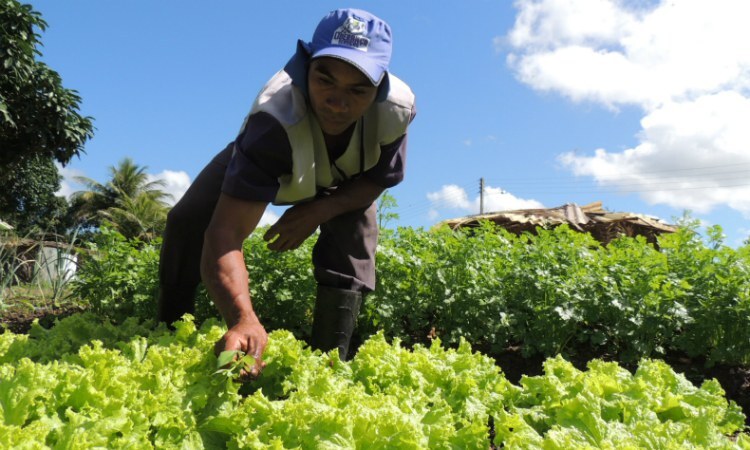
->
xmin=437 ymin=201 xmax=678 ymax=246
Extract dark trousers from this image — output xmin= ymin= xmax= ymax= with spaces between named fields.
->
xmin=157 ymin=144 xmax=378 ymax=323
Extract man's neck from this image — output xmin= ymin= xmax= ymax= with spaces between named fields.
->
xmin=323 ymin=122 xmax=357 ymax=160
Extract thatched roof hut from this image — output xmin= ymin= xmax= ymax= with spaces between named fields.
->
xmin=437 ymin=201 xmax=678 ymax=246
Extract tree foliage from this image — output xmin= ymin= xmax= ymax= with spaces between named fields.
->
xmin=0 ymin=0 xmax=94 ymax=168
xmin=0 ymin=153 xmax=69 ymax=235
xmin=99 ymin=191 xmax=170 ymax=241
xmin=69 ymin=158 xmax=172 ymax=240
xmin=377 ymin=189 xmax=399 ymax=229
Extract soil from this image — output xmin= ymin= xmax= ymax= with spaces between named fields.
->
xmin=0 ymin=303 xmax=86 ymax=334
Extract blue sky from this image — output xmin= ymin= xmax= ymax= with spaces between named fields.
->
xmin=29 ymin=0 xmax=750 ymax=246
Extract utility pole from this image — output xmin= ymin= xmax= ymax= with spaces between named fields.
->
xmin=479 ymin=177 xmax=485 ymax=215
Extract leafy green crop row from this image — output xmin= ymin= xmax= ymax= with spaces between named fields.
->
xmin=1 ymin=314 xmax=747 ymax=449
xmin=370 ymin=223 xmax=750 ymax=366
xmin=71 ymin=222 xmax=750 ymax=366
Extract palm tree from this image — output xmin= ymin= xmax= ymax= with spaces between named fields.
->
xmin=69 ymin=158 xmax=173 ymax=239
xmin=99 ymin=191 xmax=171 ymax=241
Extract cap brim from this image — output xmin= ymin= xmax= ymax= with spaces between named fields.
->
xmin=311 ymin=46 xmax=386 ymax=86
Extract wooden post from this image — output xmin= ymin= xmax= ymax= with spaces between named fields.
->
xmin=479 ymin=177 xmax=485 ymax=215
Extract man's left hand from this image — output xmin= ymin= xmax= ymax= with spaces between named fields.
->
xmin=264 ymin=201 xmax=327 ymax=251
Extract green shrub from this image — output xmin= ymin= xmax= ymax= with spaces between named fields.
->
xmin=68 ymin=221 xmax=750 ymax=366
xmin=661 ymin=224 xmax=750 ymax=365
xmin=241 ymin=227 xmax=317 ymax=338
xmin=71 ymin=226 xmax=161 ymax=322
xmin=370 ymin=222 xmax=750 ymax=365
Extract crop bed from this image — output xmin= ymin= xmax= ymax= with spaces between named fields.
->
xmin=1 ymin=313 xmax=748 ymax=449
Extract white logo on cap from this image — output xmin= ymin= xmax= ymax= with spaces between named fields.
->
xmin=331 ymin=17 xmax=370 ymax=51
xmin=343 ymin=17 xmax=367 ymax=35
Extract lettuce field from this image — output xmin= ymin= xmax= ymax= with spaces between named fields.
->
xmin=2 ymin=314 xmax=748 ymax=449
xmin=2 ymin=221 xmax=749 ymax=448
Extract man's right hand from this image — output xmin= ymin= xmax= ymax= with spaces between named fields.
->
xmin=202 ymin=194 xmax=270 ymax=381
xmin=214 ymin=318 xmax=268 ymax=380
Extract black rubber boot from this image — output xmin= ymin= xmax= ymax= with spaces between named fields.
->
xmin=156 ymin=286 xmax=196 ymax=327
xmin=310 ymin=285 xmax=363 ymax=361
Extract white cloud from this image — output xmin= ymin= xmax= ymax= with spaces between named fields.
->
xmin=56 ymin=165 xmax=86 ymax=199
xmin=506 ymin=0 xmax=750 ymax=216
xmin=558 ymin=91 xmax=750 ymax=215
xmin=258 ymin=209 xmax=280 ymax=227
xmin=148 ymin=170 xmax=191 ymax=206
xmin=427 ymin=184 xmax=473 ymax=210
xmin=506 ymin=0 xmax=750 ymax=108
xmin=507 ymin=0 xmax=637 ymax=49
xmin=427 ymin=184 xmax=544 ymax=216
xmin=481 ymin=186 xmax=545 ymax=212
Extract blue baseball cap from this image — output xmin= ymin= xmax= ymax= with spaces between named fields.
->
xmin=305 ymin=9 xmax=392 ymax=86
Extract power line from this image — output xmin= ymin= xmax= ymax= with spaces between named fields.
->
xmin=392 ymin=160 xmax=750 ymax=222
xmin=484 ymin=161 xmax=750 ymax=184
xmin=603 ymin=161 xmax=750 ymax=176
xmin=394 ymin=176 xmax=750 ymax=222
xmin=479 ymin=177 xmax=485 ymax=215
xmin=485 ymin=169 xmax=750 ymax=187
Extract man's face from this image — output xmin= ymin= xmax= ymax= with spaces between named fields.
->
xmin=307 ymin=57 xmax=378 ymax=136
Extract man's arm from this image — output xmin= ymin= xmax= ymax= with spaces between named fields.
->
xmin=263 ymin=176 xmax=384 ymax=252
xmin=201 ymin=193 xmax=269 ymax=377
